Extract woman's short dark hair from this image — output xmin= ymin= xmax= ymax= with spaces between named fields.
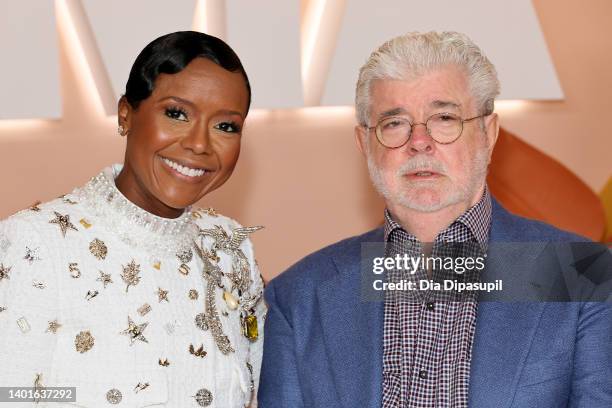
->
xmin=124 ymin=31 xmax=251 ymax=112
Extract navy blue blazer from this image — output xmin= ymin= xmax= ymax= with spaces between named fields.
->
xmin=258 ymin=200 xmax=612 ymax=407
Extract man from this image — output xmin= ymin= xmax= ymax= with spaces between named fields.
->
xmin=258 ymin=32 xmax=611 ymax=407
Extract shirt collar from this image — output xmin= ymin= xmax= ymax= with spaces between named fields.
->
xmin=383 ymin=185 xmax=492 ymax=247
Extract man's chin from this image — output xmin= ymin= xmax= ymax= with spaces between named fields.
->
xmin=399 ymin=199 xmax=445 ymax=213
xmin=395 ymin=190 xmax=457 ymax=213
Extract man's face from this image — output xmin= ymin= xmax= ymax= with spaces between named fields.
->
xmin=355 ymin=65 xmax=498 ymax=215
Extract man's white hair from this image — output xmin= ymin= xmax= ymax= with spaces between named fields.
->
xmin=355 ymin=31 xmax=500 ymax=126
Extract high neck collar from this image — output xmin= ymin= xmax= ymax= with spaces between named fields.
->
xmin=75 ymin=164 xmax=197 ymax=257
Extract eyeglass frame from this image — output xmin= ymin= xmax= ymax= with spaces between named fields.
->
xmin=364 ymin=112 xmax=490 ymax=148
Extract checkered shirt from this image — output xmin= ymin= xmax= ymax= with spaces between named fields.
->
xmin=381 ymin=188 xmax=492 ymax=408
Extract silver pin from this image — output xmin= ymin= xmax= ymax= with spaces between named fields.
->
xmin=85 ymin=290 xmax=99 ymax=301
xmin=163 ymin=319 xmax=182 ymax=335
xmin=134 ymin=382 xmax=150 ymax=393
xmin=32 ymin=280 xmax=46 ymax=289
xmin=17 ymin=317 xmax=31 ymax=333
xmin=163 ymin=322 xmax=175 ymax=335
xmin=33 ymin=373 xmax=44 ymax=403
xmin=195 ymin=313 xmax=208 ymax=331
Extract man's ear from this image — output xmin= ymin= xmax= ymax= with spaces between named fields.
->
xmin=118 ymin=96 xmax=133 ymax=134
xmin=484 ymin=112 xmax=499 ymax=158
xmin=355 ymin=125 xmax=368 ymax=157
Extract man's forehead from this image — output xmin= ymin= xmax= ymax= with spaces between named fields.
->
xmin=369 ymin=71 xmax=472 ymax=117
xmin=376 ymin=100 xmax=462 ymax=118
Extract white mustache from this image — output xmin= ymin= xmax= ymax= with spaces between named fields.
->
xmin=397 ymin=156 xmax=447 ymax=176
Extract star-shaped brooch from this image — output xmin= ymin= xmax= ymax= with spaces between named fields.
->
xmin=97 ymin=271 xmax=113 ymax=288
xmin=120 ymin=316 xmax=149 ymax=345
xmin=49 ymin=211 xmax=78 ymax=238
xmin=24 ymin=247 xmax=41 ymax=264
xmin=0 ymin=264 xmax=11 ymax=282
xmin=46 ymin=319 xmax=62 ymax=334
xmin=157 ymin=287 xmax=169 ymax=303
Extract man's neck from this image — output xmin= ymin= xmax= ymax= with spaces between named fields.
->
xmin=387 ymin=187 xmax=485 ymax=243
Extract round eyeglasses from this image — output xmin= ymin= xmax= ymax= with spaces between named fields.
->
xmin=366 ymin=112 xmax=487 ymax=148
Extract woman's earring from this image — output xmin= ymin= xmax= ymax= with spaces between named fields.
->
xmin=118 ymin=125 xmax=126 ymax=137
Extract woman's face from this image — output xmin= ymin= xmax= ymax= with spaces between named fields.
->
xmin=116 ymin=58 xmax=249 ymax=218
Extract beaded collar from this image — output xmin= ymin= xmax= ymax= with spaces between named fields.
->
xmin=74 ymin=164 xmax=198 ymax=257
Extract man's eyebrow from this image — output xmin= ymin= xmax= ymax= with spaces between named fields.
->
xmin=377 ymin=107 xmax=407 ymax=119
xmin=430 ymin=100 xmax=461 ymax=110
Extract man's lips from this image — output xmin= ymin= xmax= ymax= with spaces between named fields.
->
xmin=402 ymin=170 xmax=444 ymax=181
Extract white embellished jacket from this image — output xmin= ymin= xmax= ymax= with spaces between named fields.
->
xmin=0 ymin=166 xmax=266 ymax=408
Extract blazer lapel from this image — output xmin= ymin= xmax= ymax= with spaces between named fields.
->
xmin=469 ymin=239 xmax=546 ymax=407
xmin=316 ymin=230 xmax=384 ymax=408
xmin=468 ymin=300 xmax=545 ymax=407
xmin=468 ymin=199 xmax=547 ymax=407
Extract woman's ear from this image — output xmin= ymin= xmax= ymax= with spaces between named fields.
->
xmin=117 ymin=96 xmax=132 ymax=136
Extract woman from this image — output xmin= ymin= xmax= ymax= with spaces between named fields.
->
xmin=0 ymin=31 xmax=265 ymax=407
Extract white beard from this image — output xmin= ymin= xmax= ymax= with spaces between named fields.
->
xmin=366 ymin=146 xmax=489 ymax=213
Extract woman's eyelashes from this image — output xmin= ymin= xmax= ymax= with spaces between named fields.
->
xmin=214 ymin=121 xmax=241 ymax=133
xmin=165 ymin=106 xmax=189 ymax=122
xmin=164 ymin=106 xmax=241 ymax=134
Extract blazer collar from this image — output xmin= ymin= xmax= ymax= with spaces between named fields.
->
xmin=316 ymin=228 xmax=384 ymax=408
xmin=469 ymin=199 xmax=547 ymax=407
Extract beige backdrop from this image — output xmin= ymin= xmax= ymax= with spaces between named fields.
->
xmin=1 ymin=0 xmax=611 ymax=280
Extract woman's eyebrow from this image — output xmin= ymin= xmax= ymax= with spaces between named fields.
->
xmin=158 ymin=96 xmax=195 ymax=107
xmin=216 ymin=109 xmax=244 ymax=118
xmin=157 ymin=96 xmax=243 ymax=117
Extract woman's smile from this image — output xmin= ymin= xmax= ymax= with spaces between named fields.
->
xmin=160 ymin=155 xmax=211 ymax=180
xmin=116 ymin=57 xmax=249 ymax=218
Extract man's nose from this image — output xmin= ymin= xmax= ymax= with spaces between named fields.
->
xmin=406 ymin=123 xmax=434 ymax=154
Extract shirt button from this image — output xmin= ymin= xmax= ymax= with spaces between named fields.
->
xmin=418 ymin=370 xmax=428 ymax=379
xmin=425 ymin=302 xmax=435 ymax=311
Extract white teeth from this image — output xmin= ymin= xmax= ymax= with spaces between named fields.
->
xmin=416 ymin=172 xmax=433 ymax=176
xmin=162 ymin=158 xmax=205 ymax=178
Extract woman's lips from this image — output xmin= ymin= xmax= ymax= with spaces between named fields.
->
xmin=160 ymin=156 xmax=211 ymax=181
